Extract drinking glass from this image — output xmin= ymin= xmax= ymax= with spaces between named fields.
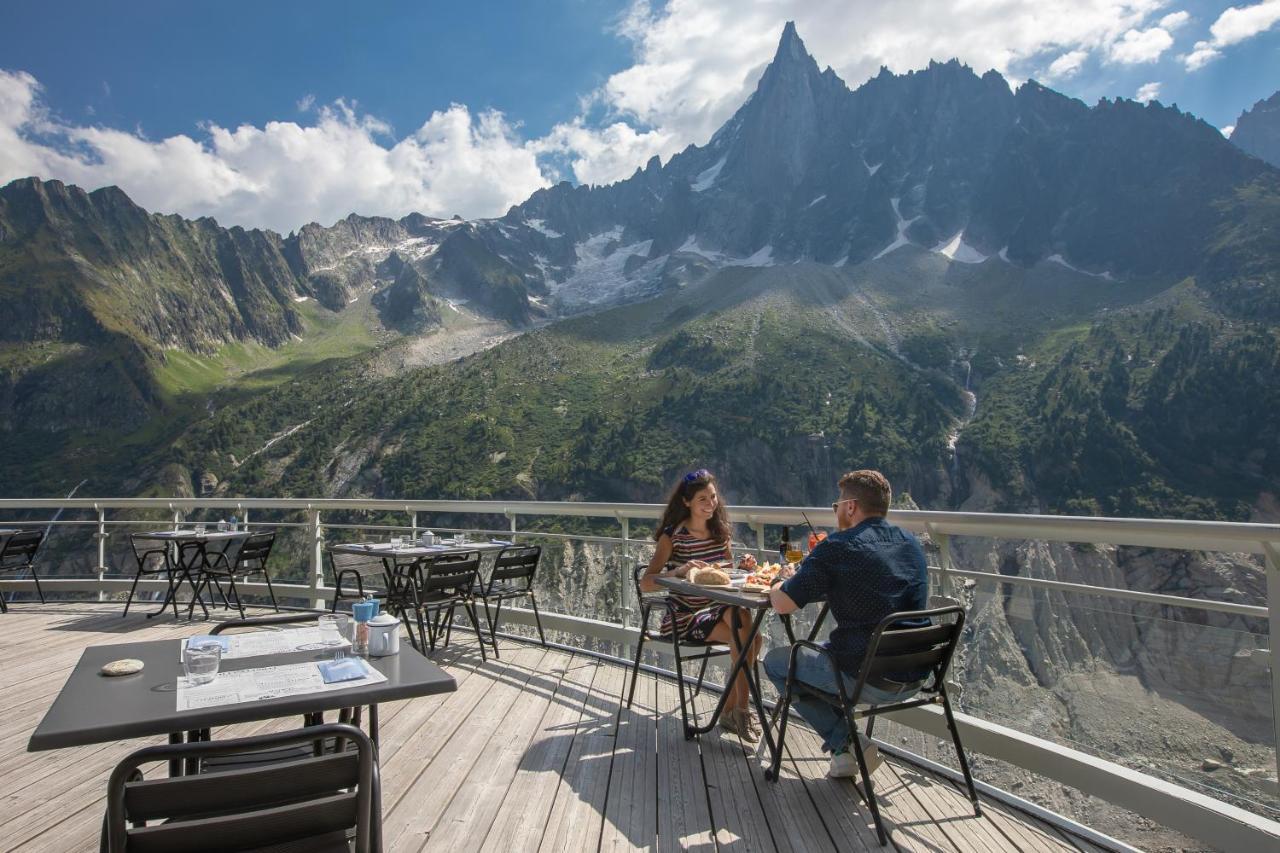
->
xmin=785 ymin=547 xmax=803 ymax=565
xmin=183 ymin=641 xmax=221 ymax=686
xmin=318 ymin=613 xmax=348 ymax=659
xmin=389 ymin=535 xmax=404 ymax=549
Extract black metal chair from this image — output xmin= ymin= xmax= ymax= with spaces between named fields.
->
xmin=101 ymin=723 xmax=381 ymax=853
xmin=403 ymin=552 xmax=487 ymax=662
xmin=471 ymin=545 xmax=546 ymax=658
xmin=624 ymin=563 xmax=731 ymax=721
xmin=122 ymin=533 xmax=180 ymax=618
xmin=0 ymin=528 xmax=47 ymax=612
xmin=199 ymin=530 xmax=280 ymax=618
xmin=765 ymin=604 xmax=979 ymax=846
xmin=328 ymin=550 xmax=389 ymax=612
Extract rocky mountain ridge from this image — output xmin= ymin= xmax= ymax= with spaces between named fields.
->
xmin=1231 ymin=89 xmax=1280 ymax=168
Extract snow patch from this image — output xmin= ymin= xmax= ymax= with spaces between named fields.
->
xmin=691 ymin=157 xmax=727 ymax=192
xmin=677 ymin=237 xmax=776 ymax=268
xmin=394 ymin=236 xmax=440 ymax=261
xmin=872 ymin=198 xmax=920 ymax=261
xmin=932 ymin=232 xmax=988 ymax=264
xmin=524 ymin=219 xmax=562 ymax=239
xmin=550 ymin=227 xmax=655 ymax=306
xmin=1047 ymin=254 xmax=1116 ymax=281
xmin=806 ymin=195 xmax=827 ymax=208
xmin=863 ymin=157 xmax=882 ymax=176
xmin=292 ymin=295 xmax=311 ymax=303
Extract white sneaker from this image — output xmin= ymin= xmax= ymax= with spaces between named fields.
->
xmin=828 ymin=740 xmax=884 ymax=779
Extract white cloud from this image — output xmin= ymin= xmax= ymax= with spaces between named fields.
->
xmin=1185 ymin=0 xmax=1280 ymax=70
xmin=1221 ymin=124 xmax=1235 ymax=136
xmin=533 ymin=119 xmax=674 ymax=186
xmin=1159 ymin=10 xmax=1191 ymax=30
xmin=1046 ymin=49 xmax=1089 ymax=79
xmin=1135 ymin=81 xmax=1162 ymax=102
xmin=296 ymin=94 xmax=315 ymax=112
xmin=0 ymin=70 xmax=549 ymax=232
xmin=1108 ymin=26 xmax=1175 ymax=63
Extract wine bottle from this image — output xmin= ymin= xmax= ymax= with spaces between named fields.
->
xmin=778 ymin=526 xmax=790 ymax=561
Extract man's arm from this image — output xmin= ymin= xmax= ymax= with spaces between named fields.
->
xmin=769 ymin=581 xmax=799 ymax=614
xmin=770 ymin=545 xmax=831 ymax=615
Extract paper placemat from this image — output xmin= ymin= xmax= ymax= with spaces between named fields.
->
xmin=180 ymin=627 xmax=350 ymax=661
xmin=176 ymin=659 xmax=386 ymax=711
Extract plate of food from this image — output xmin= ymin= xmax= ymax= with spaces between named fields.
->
xmin=740 ymin=561 xmax=784 ymax=593
xmin=687 ymin=565 xmax=732 ymax=587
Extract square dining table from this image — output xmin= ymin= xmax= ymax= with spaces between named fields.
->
xmin=28 ymin=631 xmax=457 ymax=772
xmin=131 ymin=529 xmax=252 ymax=619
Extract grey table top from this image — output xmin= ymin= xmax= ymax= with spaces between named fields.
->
xmin=655 ymin=575 xmax=774 ymax=609
xmin=133 ymin=529 xmax=253 ymax=542
xmin=330 ymin=540 xmax=510 ymax=558
xmin=28 ymin=636 xmax=456 ymax=752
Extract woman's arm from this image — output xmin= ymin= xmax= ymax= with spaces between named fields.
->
xmin=639 ymin=534 xmax=675 ymax=593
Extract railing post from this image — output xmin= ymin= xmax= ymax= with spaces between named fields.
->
xmin=1264 ymin=541 xmax=1280 ymax=779
xmin=310 ymin=509 xmax=325 ymax=609
xmin=411 ymin=511 xmax=418 ymax=540
xmin=620 ymin=516 xmax=630 ymax=628
xmin=755 ymin=521 xmax=766 ymax=561
xmin=95 ymin=505 xmax=107 ymax=602
xmin=931 ymin=525 xmax=953 ymax=599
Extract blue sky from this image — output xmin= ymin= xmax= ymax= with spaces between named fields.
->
xmin=2 ymin=1 xmax=1277 ymax=231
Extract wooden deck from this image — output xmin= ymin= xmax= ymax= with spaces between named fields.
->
xmin=2 ymin=604 xmax=1105 ymax=852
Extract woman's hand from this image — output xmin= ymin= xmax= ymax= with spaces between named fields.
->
xmin=672 ymin=559 xmax=708 ymax=578
xmin=737 ymin=553 xmax=758 ymax=571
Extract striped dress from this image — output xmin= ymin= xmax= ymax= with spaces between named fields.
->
xmin=658 ymin=526 xmax=733 ymax=642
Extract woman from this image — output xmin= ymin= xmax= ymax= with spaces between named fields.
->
xmin=641 ymin=469 xmax=763 ymax=741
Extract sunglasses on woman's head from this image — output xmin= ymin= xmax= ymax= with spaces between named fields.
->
xmin=683 ymin=468 xmax=712 ymax=483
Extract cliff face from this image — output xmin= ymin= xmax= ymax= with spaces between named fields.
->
xmin=1232 ymin=90 xmax=1280 ymax=168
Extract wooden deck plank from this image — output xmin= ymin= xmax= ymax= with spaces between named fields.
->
xmin=383 ymin=645 xmax=553 ymax=850
xmin=689 ymin=687 xmax=777 ymax=852
xmin=601 ymin=661 xmax=658 ymax=851
xmin=424 ymin=648 xmax=575 ymax=853
xmin=653 ymin=674 xmax=716 ymax=853
xmin=538 ymin=654 xmax=626 ymax=852
xmin=480 ymin=656 xmax=604 ymax=852
xmin=881 ymin=762 xmax=1014 ymax=852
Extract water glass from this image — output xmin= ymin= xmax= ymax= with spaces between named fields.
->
xmin=389 ymin=535 xmax=404 ymax=549
xmin=183 ymin=641 xmax=221 ymax=685
xmin=318 ymin=613 xmax=348 ymax=659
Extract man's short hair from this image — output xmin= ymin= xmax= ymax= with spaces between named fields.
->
xmin=839 ymin=470 xmax=891 ymax=516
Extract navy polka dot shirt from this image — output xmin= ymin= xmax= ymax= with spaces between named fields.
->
xmin=781 ymin=516 xmax=929 ymax=676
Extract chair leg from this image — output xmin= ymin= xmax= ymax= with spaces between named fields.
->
xmin=122 ymin=571 xmax=144 ymax=617
xmin=464 ymin=601 xmax=487 ymax=663
xmin=766 ymin=677 xmax=796 ymax=781
xmin=671 ymin=632 xmax=694 ymax=738
xmin=226 ymin=575 xmax=246 ymax=620
xmin=30 ymin=569 xmax=46 ymax=604
xmin=529 ymin=592 xmax=547 ymax=646
xmin=480 ymin=597 xmax=500 ymax=660
xmin=693 ymin=649 xmax=710 ymax=698
xmin=940 ymin=687 xmax=981 ymax=816
xmin=261 ymin=570 xmax=280 ymax=612
xmin=625 ymin=630 xmax=647 ymax=709
xmin=849 ymin=717 xmax=889 ymax=846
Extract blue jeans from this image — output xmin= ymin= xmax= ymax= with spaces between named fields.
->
xmin=764 ymin=645 xmax=920 ymax=754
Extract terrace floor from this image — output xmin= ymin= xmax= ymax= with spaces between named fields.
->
xmin=2 ymin=603 xmax=1108 ymax=852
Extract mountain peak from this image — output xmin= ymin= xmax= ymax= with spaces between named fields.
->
xmin=767 ymin=21 xmax=818 ymax=75
xmin=1229 ymin=89 xmax=1280 ymax=168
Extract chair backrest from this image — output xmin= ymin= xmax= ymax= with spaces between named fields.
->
xmin=489 ymin=545 xmax=540 ymax=589
xmin=233 ymin=531 xmax=275 ymax=572
xmin=327 ymin=549 xmax=388 ymax=585
xmin=103 ymin=723 xmax=377 ymax=853
xmin=210 ymin=612 xmax=324 ymax=635
xmin=127 ymin=534 xmax=170 ymax=574
xmin=0 ymin=529 xmax=44 ymax=570
xmin=419 ymin=552 xmax=481 ymax=596
xmin=853 ymin=605 xmax=966 ymax=698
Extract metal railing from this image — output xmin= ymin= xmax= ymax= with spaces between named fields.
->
xmin=1 ymin=496 xmax=1278 ymax=850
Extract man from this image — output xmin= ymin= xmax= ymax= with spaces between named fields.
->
xmin=764 ymin=469 xmax=929 ymax=779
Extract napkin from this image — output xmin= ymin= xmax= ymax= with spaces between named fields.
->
xmin=317 ymin=657 xmax=371 ymax=684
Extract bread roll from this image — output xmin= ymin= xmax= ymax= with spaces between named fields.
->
xmin=690 ymin=566 xmax=731 ymax=586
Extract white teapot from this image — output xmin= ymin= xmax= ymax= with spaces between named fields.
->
xmin=367 ymin=613 xmax=401 ymax=657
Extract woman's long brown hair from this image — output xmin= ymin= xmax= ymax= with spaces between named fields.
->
xmin=654 ymin=470 xmax=731 ymax=544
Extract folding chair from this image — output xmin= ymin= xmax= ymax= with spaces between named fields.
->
xmin=0 ymin=528 xmax=47 ymax=612
xmin=766 ymin=604 xmax=979 ymax=846
xmin=472 ymin=545 xmax=546 ymax=657
xmin=403 ymin=552 xmax=487 ymax=662
xmin=199 ymin=530 xmax=280 ymax=618
xmin=101 ymin=723 xmax=381 ymax=852
xmin=624 ymin=563 xmax=731 ymax=722
xmin=121 ymin=533 xmax=180 ymax=618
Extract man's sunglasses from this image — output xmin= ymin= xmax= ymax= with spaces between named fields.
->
xmin=683 ymin=468 xmax=712 ymax=483
xmin=832 ymin=497 xmax=857 ymax=512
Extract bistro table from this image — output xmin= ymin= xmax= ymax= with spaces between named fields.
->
xmin=654 ymin=576 xmax=780 ymax=756
xmin=132 ymin=529 xmax=252 ymax=619
xmin=330 ymin=539 xmax=510 ymax=647
xmin=28 ymin=630 xmax=457 ymax=771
